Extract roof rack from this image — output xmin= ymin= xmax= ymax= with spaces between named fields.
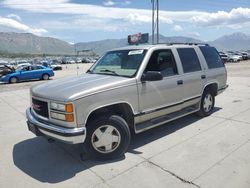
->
xmin=155 ymin=42 xmax=210 ymax=46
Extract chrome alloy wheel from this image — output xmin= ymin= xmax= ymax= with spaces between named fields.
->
xmin=203 ymin=93 xmax=213 ymax=112
xmin=91 ymin=125 xmax=121 ymax=153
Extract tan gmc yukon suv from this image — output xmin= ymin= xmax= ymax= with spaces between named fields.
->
xmin=26 ymin=43 xmax=228 ymax=160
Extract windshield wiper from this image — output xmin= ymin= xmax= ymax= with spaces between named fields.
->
xmin=99 ymin=69 xmax=119 ymax=76
xmin=86 ymin=69 xmax=92 ymax=73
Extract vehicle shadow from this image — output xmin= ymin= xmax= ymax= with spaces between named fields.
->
xmin=13 ymin=137 xmax=125 ymax=183
xmin=129 ymin=107 xmax=221 ymax=153
xmin=13 ymin=107 xmax=221 ymax=183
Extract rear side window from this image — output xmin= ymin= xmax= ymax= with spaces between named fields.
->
xmin=199 ymin=46 xmax=224 ymax=68
xmin=177 ymin=48 xmax=201 ymax=73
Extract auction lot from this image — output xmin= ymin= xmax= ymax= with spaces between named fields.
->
xmin=1 ymin=61 xmax=250 ymax=188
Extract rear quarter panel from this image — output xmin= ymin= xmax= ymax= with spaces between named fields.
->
xmin=196 ymin=47 xmax=227 ymax=91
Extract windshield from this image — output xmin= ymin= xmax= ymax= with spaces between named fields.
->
xmin=89 ymin=49 xmax=147 ymax=77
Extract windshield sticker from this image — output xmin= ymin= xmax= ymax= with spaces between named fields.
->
xmin=128 ymin=50 xmax=144 ymax=55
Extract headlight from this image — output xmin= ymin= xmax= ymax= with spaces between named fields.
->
xmin=50 ymin=102 xmax=73 ymax=113
xmin=50 ymin=102 xmax=74 ymax=122
xmin=50 ymin=112 xmax=74 ymax=122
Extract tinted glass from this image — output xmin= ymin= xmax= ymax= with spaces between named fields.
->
xmin=199 ymin=46 xmax=224 ymax=68
xmin=177 ymin=48 xmax=201 ymax=73
xmin=145 ymin=50 xmax=178 ymax=77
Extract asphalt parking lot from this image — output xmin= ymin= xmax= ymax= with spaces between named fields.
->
xmin=1 ymin=61 xmax=250 ymax=188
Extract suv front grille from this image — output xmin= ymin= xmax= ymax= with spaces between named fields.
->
xmin=32 ymin=98 xmax=49 ymax=118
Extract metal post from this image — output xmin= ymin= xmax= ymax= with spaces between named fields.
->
xmin=152 ymin=0 xmax=154 ymax=44
xmin=156 ymin=0 xmax=159 ymax=44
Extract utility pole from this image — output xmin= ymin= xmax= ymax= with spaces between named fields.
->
xmin=152 ymin=0 xmax=154 ymax=44
xmin=156 ymin=0 xmax=159 ymax=44
xmin=151 ymin=0 xmax=159 ymax=44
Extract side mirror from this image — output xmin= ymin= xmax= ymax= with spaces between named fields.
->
xmin=141 ymin=71 xmax=163 ymax=82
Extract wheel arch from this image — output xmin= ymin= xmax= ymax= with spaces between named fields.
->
xmin=9 ymin=76 xmax=19 ymax=83
xmin=85 ymin=102 xmax=135 ymax=131
xmin=202 ymin=82 xmax=218 ymax=96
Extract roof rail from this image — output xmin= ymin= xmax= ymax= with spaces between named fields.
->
xmin=155 ymin=42 xmax=210 ymax=46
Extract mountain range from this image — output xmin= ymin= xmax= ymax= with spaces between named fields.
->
xmin=0 ymin=32 xmax=73 ymax=55
xmin=0 ymin=32 xmax=249 ymax=56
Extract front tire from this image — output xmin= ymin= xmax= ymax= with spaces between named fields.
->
xmin=197 ymin=89 xmax=215 ymax=117
xmin=42 ymin=74 xmax=49 ymax=80
xmin=84 ymin=115 xmax=131 ymax=160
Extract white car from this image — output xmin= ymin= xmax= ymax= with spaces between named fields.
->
xmin=228 ymin=55 xmax=241 ymax=62
xmin=16 ymin=63 xmax=31 ymax=69
xmin=50 ymin=63 xmax=62 ymax=71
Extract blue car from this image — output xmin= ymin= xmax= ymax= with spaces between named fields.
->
xmin=0 ymin=65 xmax=54 ymax=83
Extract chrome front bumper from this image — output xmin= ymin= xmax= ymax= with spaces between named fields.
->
xmin=26 ymin=108 xmax=86 ymax=144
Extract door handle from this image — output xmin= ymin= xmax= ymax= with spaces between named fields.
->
xmin=201 ymin=75 xmax=206 ymax=79
xmin=177 ymin=80 xmax=183 ymax=85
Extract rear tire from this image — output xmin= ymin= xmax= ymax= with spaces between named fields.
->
xmin=9 ymin=77 xmax=18 ymax=84
xmin=42 ymin=74 xmax=49 ymax=80
xmin=83 ymin=115 xmax=131 ymax=160
xmin=197 ymin=89 xmax=215 ymax=117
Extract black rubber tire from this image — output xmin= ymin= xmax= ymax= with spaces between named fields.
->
xmin=197 ymin=89 xmax=215 ymax=117
xmin=42 ymin=74 xmax=49 ymax=80
xmin=9 ymin=76 xmax=18 ymax=84
xmin=83 ymin=115 xmax=131 ymax=160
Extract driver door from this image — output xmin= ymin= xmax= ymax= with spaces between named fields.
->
xmin=137 ymin=49 xmax=183 ymax=124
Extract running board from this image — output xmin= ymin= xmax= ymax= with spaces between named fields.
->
xmin=135 ymin=105 xmax=199 ymax=133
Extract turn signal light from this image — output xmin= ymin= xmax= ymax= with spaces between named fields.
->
xmin=65 ymin=104 xmax=73 ymax=113
xmin=65 ymin=114 xmax=74 ymax=122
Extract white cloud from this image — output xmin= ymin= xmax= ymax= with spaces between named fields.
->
xmin=2 ymin=0 xmax=174 ymax=25
xmin=188 ymin=32 xmax=201 ymax=38
xmin=0 ymin=16 xmax=48 ymax=35
xmin=103 ymin=0 xmax=115 ymax=6
xmin=7 ymin=13 xmax=21 ymax=21
xmin=123 ymin=1 xmax=131 ymax=5
xmin=73 ymin=17 xmax=128 ymax=32
xmin=191 ymin=7 xmax=250 ymax=27
xmin=173 ymin=25 xmax=183 ymax=32
xmin=2 ymin=0 xmax=250 ymax=30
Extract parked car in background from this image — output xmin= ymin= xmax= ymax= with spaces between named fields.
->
xmin=228 ymin=54 xmax=241 ymax=62
xmin=233 ymin=52 xmax=243 ymax=61
xmin=0 ymin=65 xmax=54 ymax=83
xmin=219 ymin=53 xmax=229 ymax=63
xmin=50 ymin=62 xmax=62 ymax=70
xmin=240 ymin=52 xmax=249 ymax=60
xmin=16 ymin=63 xmax=31 ymax=69
xmin=0 ymin=64 xmax=15 ymax=77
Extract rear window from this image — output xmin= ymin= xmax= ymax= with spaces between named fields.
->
xmin=199 ymin=46 xmax=224 ymax=69
xmin=177 ymin=48 xmax=201 ymax=73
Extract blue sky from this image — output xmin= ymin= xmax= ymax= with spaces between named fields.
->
xmin=0 ymin=0 xmax=250 ymax=43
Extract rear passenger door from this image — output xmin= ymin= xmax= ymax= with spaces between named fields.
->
xmin=175 ymin=47 xmax=205 ymax=108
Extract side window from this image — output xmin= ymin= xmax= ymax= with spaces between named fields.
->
xmin=199 ymin=46 xmax=224 ymax=69
xmin=145 ymin=50 xmax=178 ymax=77
xmin=177 ymin=48 xmax=201 ymax=73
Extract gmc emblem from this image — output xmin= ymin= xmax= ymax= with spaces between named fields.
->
xmin=32 ymin=103 xmax=41 ymax=111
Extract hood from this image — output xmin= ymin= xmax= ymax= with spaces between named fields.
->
xmin=31 ymin=73 xmax=135 ymax=101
